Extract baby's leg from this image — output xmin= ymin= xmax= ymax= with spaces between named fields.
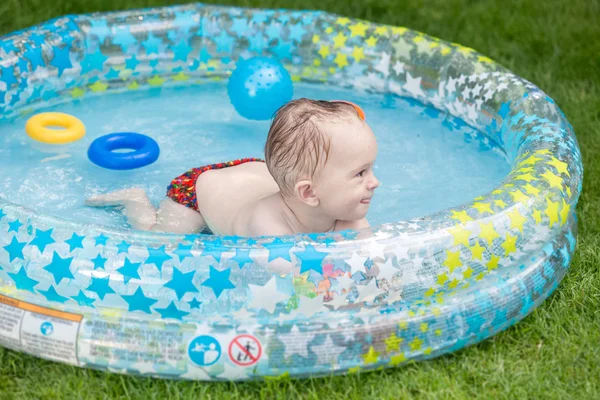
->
xmin=151 ymin=198 xmax=206 ymax=234
xmin=86 ymin=188 xmax=205 ymax=233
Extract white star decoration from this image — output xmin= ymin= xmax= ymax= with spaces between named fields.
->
xmin=393 ymin=60 xmax=405 ymax=75
xmin=248 ymin=276 xmax=290 ymax=314
xmin=376 ymin=258 xmax=398 ymax=282
xmin=278 ymin=325 xmax=315 ymax=358
xmin=294 ymin=294 xmax=329 ymax=317
xmin=375 ymin=52 xmax=391 ymax=76
xmin=366 ymin=240 xmax=386 ymax=260
xmin=309 ymin=335 xmax=347 ymax=365
xmin=355 ymin=278 xmax=382 ymax=303
xmin=404 ymin=72 xmax=426 ymax=98
xmin=345 ymin=252 xmax=368 ymax=275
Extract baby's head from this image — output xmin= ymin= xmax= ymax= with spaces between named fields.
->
xmin=265 ymin=98 xmax=380 ymax=222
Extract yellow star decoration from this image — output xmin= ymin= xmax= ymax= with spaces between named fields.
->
xmin=365 ymin=36 xmax=378 ymax=47
xmin=71 ymin=88 xmax=85 ymax=98
xmin=507 ymin=208 xmax=527 ymax=232
xmin=472 ymin=202 xmax=493 ymax=214
xmin=431 ymin=307 xmax=442 ymax=317
xmin=424 ymin=347 xmax=433 ymax=355
xmin=334 ymin=53 xmax=348 ymax=68
xmin=333 ymin=32 xmax=348 ymax=48
xmin=336 ymin=17 xmax=350 ymax=25
xmin=399 ymin=321 xmax=409 ymax=330
xmin=509 ymin=189 xmax=529 ymax=203
xmin=264 ymin=371 xmax=291 ymax=381
xmin=425 ymin=287 xmax=436 ymax=297
xmin=513 ymin=172 xmax=536 ymax=183
xmin=391 ymin=27 xmax=407 ymax=35
xmin=502 ymin=234 xmax=517 ymax=256
xmin=89 ymin=81 xmax=108 ymax=92
xmin=420 ymin=323 xmax=429 ymax=333
xmin=478 ymin=55 xmax=494 ymax=64
xmin=494 ymin=199 xmax=507 ymax=208
xmin=451 ymin=210 xmax=473 ymax=223
xmin=127 ymin=81 xmax=139 ymax=90
xmin=440 ymin=46 xmax=452 ymax=56
xmin=463 ymin=266 xmax=474 ymax=279
xmin=374 ymin=26 xmax=389 ymax=36
xmin=448 ymin=226 xmax=471 ymax=246
xmin=389 ymin=353 xmax=407 ymax=366
xmin=385 ymin=332 xmax=403 ymax=352
xmin=437 ymin=273 xmax=449 ymax=285
xmin=312 ymin=34 xmax=320 ymax=44
xmin=325 ymin=27 xmax=333 ymax=34
xmin=546 ymin=198 xmax=560 ymax=227
xmin=560 ymin=198 xmax=571 ymax=226
xmin=479 ymin=222 xmax=499 ymax=246
xmin=487 ymin=254 xmax=500 ymax=271
xmin=443 ymin=250 xmax=462 ymax=273
xmin=523 ymin=183 xmax=540 ymax=196
xmin=448 ymin=278 xmax=460 ymax=289
xmin=518 ymin=154 xmax=543 ymax=166
xmin=348 ymin=22 xmax=368 ymax=37
xmin=173 ymin=72 xmax=189 ymax=81
xmin=409 ymin=337 xmax=424 ymax=351
xmin=318 ymin=45 xmax=330 ymax=58
xmin=541 ymin=170 xmax=563 ymax=190
xmin=148 ymin=76 xmax=165 ymax=86
xmin=348 ymin=366 xmax=361 ymax=374
xmin=532 ymin=208 xmax=543 ymax=224
xmin=313 ymin=59 xmax=321 ymax=66
xmin=435 ymin=329 xmax=443 ymax=336
xmin=363 ymin=346 xmax=380 ymax=364
xmin=352 ymin=46 xmax=365 ymax=62
xmin=548 ymin=157 xmax=569 ymax=176
xmin=476 ymin=272 xmax=486 ymax=281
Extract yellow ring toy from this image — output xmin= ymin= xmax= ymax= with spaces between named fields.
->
xmin=25 ymin=112 xmax=86 ymax=144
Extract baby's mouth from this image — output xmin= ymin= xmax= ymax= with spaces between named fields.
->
xmin=360 ymin=197 xmax=372 ymax=204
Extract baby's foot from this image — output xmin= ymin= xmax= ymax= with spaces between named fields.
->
xmin=85 ymin=187 xmax=149 ymax=207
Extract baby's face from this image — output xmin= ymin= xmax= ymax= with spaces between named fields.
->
xmin=313 ymin=118 xmax=380 ymax=222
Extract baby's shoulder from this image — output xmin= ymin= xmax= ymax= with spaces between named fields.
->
xmin=334 ymin=218 xmax=370 ymax=231
xmin=244 ymin=198 xmax=293 ymax=236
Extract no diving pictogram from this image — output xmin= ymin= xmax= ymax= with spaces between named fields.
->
xmin=228 ymin=334 xmax=262 ymax=366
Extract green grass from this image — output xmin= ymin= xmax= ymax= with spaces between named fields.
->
xmin=1 ymin=0 xmax=599 ymax=398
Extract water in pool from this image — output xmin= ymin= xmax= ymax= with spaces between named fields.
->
xmin=0 ymin=81 xmax=510 ymax=231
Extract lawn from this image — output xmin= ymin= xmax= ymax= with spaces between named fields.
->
xmin=0 ymin=0 xmax=599 ymax=398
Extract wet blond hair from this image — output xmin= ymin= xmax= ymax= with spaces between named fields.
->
xmin=264 ymin=98 xmax=360 ymax=197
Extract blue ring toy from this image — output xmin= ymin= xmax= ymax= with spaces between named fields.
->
xmin=88 ymin=132 xmax=159 ymax=170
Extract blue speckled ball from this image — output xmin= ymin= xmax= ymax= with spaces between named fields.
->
xmin=227 ymin=57 xmax=293 ymax=120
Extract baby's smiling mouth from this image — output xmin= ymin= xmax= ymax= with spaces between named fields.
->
xmin=360 ymin=197 xmax=372 ymax=204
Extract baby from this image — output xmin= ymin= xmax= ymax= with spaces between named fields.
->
xmin=85 ymin=98 xmax=380 ymax=236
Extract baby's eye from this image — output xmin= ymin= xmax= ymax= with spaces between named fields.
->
xmin=357 ymin=169 xmax=366 ymax=177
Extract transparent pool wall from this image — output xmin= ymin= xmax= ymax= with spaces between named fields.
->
xmin=0 ymin=3 xmax=583 ymax=380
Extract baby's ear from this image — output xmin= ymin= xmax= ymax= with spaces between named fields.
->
xmin=295 ymin=180 xmax=319 ymax=207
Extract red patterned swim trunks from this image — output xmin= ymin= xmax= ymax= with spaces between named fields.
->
xmin=166 ymin=158 xmax=264 ymax=211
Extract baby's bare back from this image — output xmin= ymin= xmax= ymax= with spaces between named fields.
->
xmin=195 ymin=162 xmax=282 ymax=235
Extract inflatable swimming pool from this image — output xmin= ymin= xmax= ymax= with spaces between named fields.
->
xmin=0 ymin=3 xmax=582 ymax=380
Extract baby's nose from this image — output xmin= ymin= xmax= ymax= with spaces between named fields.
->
xmin=369 ymin=176 xmax=380 ymax=190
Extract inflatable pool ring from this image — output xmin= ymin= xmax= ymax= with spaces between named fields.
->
xmin=25 ymin=112 xmax=85 ymax=144
xmin=88 ymin=132 xmax=160 ymax=170
xmin=0 ymin=4 xmax=583 ymax=382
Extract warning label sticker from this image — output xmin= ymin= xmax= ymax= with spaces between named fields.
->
xmin=0 ymin=294 xmax=82 ymax=364
xmin=228 ymin=334 xmax=262 ymax=367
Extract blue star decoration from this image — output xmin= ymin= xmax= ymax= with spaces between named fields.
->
xmin=264 ymin=238 xmax=294 ymax=262
xmin=86 ymin=275 xmax=115 ymax=300
xmin=164 ymin=267 xmax=199 ymax=300
xmin=143 ymin=33 xmax=163 ymax=55
xmin=80 ymin=51 xmax=108 ymax=73
xmin=188 ymin=297 xmax=202 ymax=309
xmin=230 ymin=248 xmax=253 ymax=269
xmin=173 ymin=243 xmax=193 ymax=262
xmin=0 ymin=64 xmax=18 ymax=87
xmin=295 ymin=244 xmax=327 ymax=275
xmin=3 ymin=236 xmax=27 ymax=262
xmin=8 ymin=219 xmax=22 ymax=233
xmin=121 ymin=286 xmax=158 ymax=313
xmin=71 ymin=290 xmax=96 ymax=306
xmin=116 ymin=240 xmax=130 ymax=254
xmin=92 ymin=254 xmax=107 ymax=270
xmin=117 ymin=258 xmax=142 ymax=284
xmin=201 ymin=238 xmax=226 ymax=262
xmin=201 ymin=266 xmax=235 ymax=298
xmin=155 ymin=301 xmax=189 ymax=320
xmin=65 ymin=232 xmax=85 ymax=252
xmin=125 ymin=55 xmax=141 ymax=70
xmin=172 ymin=39 xmax=193 ymax=62
xmin=40 ymin=285 xmax=68 ymax=303
xmin=8 ymin=267 xmax=39 ymax=293
xmin=50 ymin=45 xmax=73 ymax=77
xmin=43 ymin=251 xmax=75 ymax=285
xmin=145 ymin=245 xmax=172 ymax=272
xmin=94 ymin=233 xmax=109 ymax=246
